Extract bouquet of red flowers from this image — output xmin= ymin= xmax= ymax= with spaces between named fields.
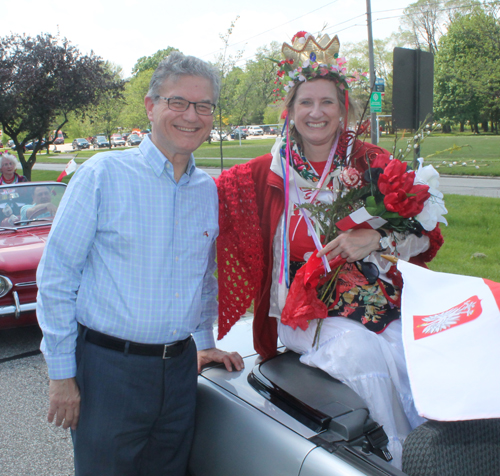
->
xmin=281 ymin=154 xmax=446 ymax=334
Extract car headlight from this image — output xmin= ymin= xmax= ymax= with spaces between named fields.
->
xmin=0 ymin=276 xmax=13 ymax=298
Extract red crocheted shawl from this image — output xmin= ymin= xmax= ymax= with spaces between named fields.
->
xmin=216 ymin=163 xmax=264 ymax=340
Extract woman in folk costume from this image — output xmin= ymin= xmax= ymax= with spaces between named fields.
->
xmin=216 ymin=32 xmax=445 ymax=468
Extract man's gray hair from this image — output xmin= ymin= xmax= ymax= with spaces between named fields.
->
xmin=146 ymin=51 xmax=221 ymax=104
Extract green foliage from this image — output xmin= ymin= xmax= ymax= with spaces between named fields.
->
xmin=120 ymin=69 xmax=152 ymax=131
xmin=0 ymin=32 xmax=124 ymax=180
xmin=131 ymin=47 xmax=179 ymax=76
xmin=434 ymin=8 xmax=500 ymax=132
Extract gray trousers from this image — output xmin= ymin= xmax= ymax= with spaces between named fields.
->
xmin=72 ymin=332 xmax=197 ymax=476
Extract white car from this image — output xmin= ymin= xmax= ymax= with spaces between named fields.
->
xmin=110 ymin=134 xmax=126 ymax=147
xmin=210 ymin=130 xmax=228 ymax=141
xmin=247 ymin=126 xmax=264 ymax=136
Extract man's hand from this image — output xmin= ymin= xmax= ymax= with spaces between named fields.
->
xmin=48 ymin=378 xmax=81 ymax=430
xmin=197 ymin=348 xmax=244 ymax=373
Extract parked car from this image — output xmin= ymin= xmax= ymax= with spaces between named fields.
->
xmin=25 ymin=139 xmax=47 ymax=151
xmin=110 ymin=134 xmax=126 ymax=147
xmin=262 ymin=125 xmax=279 ymax=136
xmin=127 ymin=134 xmax=142 ymax=146
xmin=247 ymin=126 xmax=264 ymax=136
xmin=93 ymin=136 xmax=110 ymax=148
xmin=7 ymin=140 xmax=15 ymax=148
xmin=52 ymin=130 xmax=65 ymax=145
xmin=0 ymin=182 xmax=67 ymax=330
xmin=230 ymin=127 xmax=248 ymax=140
xmin=210 ymin=130 xmax=228 ymax=141
xmin=72 ymin=138 xmax=90 ymax=150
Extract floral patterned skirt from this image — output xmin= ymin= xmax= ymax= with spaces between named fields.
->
xmin=290 ymin=260 xmax=401 ymax=334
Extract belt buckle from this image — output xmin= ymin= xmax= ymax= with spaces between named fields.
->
xmin=162 ymin=344 xmax=171 ymax=359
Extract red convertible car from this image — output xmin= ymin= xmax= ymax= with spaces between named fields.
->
xmin=0 ymin=182 xmax=66 ymax=330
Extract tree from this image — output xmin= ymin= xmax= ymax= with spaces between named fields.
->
xmin=434 ymin=8 xmax=500 ymax=133
xmin=214 ymin=17 xmax=243 ymax=164
xmin=0 ymin=33 xmax=124 ymax=179
xmin=121 ymin=70 xmax=152 ymax=131
xmin=230 ymin=43 xmax=281 ymax=125
xmin=399 ymin=0 xmax=482 ymax=54
xmin=88 ymin=63 xmax=126 ymax=146
xmin=131 ymin=47 xmax=179 ymax=76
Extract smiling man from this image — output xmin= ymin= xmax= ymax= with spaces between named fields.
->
xmin=37 ymin=52 xmax=243 ymax=476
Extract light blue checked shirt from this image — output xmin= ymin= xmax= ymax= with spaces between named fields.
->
xmin=37 ymin=136 xmax=218 ymax=380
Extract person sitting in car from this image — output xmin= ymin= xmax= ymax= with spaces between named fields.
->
xmin=1 ymin=203 xmax=19 ymax=226
xmin=20 ymin=186 xmax=57 ymax=221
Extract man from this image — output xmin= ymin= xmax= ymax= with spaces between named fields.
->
xmin=37 ymin=52 xmax=243 ymax=476
xmin=20 ymin=185 xmax=57 ymax=220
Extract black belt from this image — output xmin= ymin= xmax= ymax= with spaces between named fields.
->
xmin=78 ymin=324 xmax=192 ymax=359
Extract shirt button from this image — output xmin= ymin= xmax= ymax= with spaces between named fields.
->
xmin=175 ymin=293 xmax=179 ymax=298
xmin=173 ymin=330 xmax=177 ymax=335
xmin=175 ymin=220 xmax=179 ymax=225
xmin=175 ymin=256 xmax=179 ymax=261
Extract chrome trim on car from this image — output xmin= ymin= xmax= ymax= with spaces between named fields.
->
xmin=0 ymin=276 xmax=13 ymax=298
xmin=15 ymin=281 xmax=37 ymax=287
xmin=0 ymin=292 xmax=36 ymax=318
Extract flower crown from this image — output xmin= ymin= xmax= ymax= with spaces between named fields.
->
xmin=272 ymin=31 xmax=367 ymax=102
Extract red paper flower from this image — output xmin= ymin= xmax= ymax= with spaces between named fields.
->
xmin=378 ymin=160 xmax=430 ymax=218
xmin=281 ymin=254 xmax=346 ymax=331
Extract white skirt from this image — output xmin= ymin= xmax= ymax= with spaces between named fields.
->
xmin=278 ymin=317 xmax=425 ymax=469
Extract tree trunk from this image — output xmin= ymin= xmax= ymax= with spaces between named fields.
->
xmin=460 ymin=121 xmax=464 ymax=132
xmin=482 ymin=121 xmax=488 ymax=132
xmin=442 ymin=124 xmax=451 ymax=133
xmin=474 ymin=123 xmax=480 ymax=134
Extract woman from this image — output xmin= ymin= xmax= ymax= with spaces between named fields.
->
xmin=0 ymin=153 xmax=27 ymax=185
xmin=216 ymin=32 xmax=443 ymax=468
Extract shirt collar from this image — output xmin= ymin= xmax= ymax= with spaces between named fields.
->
xmin=139 ymin=134 xmax=196 ymax=178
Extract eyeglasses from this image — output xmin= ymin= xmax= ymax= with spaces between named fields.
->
xmin=156 ymin=96 xmax=216 ymax=116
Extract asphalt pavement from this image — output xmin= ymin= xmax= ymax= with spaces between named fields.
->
xmin=0 ymin=327 xmax=74 ymax=475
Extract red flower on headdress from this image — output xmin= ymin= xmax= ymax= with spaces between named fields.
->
xmin=291 ymin=31 xmax=310 ymax=43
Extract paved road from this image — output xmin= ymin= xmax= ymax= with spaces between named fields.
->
xmin=33 ymin=161 xmax=500 ymax=198
xmin=0 ymin=327 xmax=73 ymax=475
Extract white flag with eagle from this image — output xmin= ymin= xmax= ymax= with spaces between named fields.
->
xmin=398 ymin=260 xmax=500 ymax=421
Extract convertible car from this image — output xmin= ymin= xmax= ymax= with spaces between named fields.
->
xmin=0 ymin=182 xmax=66 ymax=330
xmin=189 ymin=318 xmax=500 ymax=476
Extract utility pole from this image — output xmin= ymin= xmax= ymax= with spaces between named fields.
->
xmin=366 ymin=0 xmax=377 ymax=145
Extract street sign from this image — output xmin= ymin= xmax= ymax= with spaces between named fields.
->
xmin=374 ymin=78 xmax=385 ymax=93
xmin=370 ymin=92 xmax=382 ymax=112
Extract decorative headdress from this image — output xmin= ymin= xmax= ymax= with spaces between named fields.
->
xmin=272 ymin=31 xmax=367 ymax=102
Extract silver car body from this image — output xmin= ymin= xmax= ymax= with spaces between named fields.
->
xmin=189 ymin=318 xmax=404 ymax=476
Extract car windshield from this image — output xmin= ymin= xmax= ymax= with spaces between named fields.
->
xmin=130 ymin=135 xmax=140 ymax=139
xmin=77 ymin=139 xmax=86 ymax=143
xmin=0 ymin=183 xmax=66 ymax=228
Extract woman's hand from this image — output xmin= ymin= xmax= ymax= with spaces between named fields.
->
xmin=317 ymin=228 xmax=382 ymax=263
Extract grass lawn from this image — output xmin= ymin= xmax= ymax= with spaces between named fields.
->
xmin=429 ymin=194 xmax=500 ymax=282
xmin=26 ymin=133 xmax=500 ymax=175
